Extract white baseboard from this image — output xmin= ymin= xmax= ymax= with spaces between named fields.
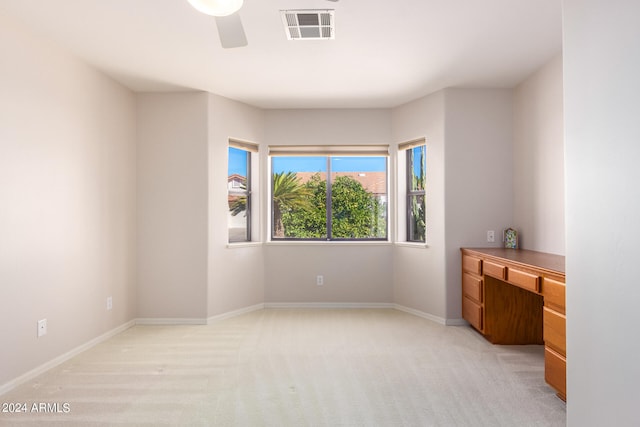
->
xmin=135 ymin=304 xmax=267 ymax=326
xmin=265 ymin=303 xmax=466 ymax=326
xmin=445 ymin=318 xmax=469 ymax=326
xmin=135 ymin=318 xmax=208 ymax=325
xmin=0 ymin=320 xmax=135 ymax=396
xmin=394 ymin=304 xmax=450 ymax=325
xmin=264 ymin=302 xmax=394 ymax=309
xmin=207 ymin=303 xmax=265 ymax=324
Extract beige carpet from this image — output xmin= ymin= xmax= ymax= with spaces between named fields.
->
xmin=0 ymin=309 xmax=566 ymax=426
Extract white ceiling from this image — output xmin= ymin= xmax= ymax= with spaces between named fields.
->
xmin=0 ymin=0 xmax=562 ymax=109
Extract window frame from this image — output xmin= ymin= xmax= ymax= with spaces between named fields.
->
xmin=227 ymin=141 xmax=257 ymax=244
xmin=402 ymin=140 xmax=426 ymax=243
xmin=269 ymin=146 xmax=389 ymax=242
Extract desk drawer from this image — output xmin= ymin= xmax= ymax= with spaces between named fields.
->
xmin=508 ymin=268 xmax=540 ymax=293
xmin=462 ymin=296 xmax=483 ymax=331
xmin=542 ymin=277 xmax=566 ymax=314
xmin=484 ymin=261 xmax=506 ymax=280
xmin=543 ymin=307 xmax=566 ymax=355
xmin=462 ymin=273 xmax=483 ymax=302
xmin=462 ymin=255 xmax=482 ymax=275
xmin=545 ymin=347 xmax=567 ymax=399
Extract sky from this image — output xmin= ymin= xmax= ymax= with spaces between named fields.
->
xmin=228 ymin=147 xmax=248 ymax=176
xmin=272 ymin=156 xmax=387 ymax=173
xmin=410 ymin=145 xmax=426 ymax=185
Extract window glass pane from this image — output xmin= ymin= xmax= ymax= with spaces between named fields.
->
xmin=271 ymin=155 xmax=388 ymax=241
xmin=228 ymin=147 xmax=249 ymax=243
xmin=331 ymin=156 xmax=387 ymax=239
xmin=409 ymin=145 xmax=426 ymax=191
xmin=406 ymin=145 xmax=426 ymax=242
xmin=272 ymin=156 xmax=327 ymax=239
xmin=408 ymin=194 xmax=426 ymax=242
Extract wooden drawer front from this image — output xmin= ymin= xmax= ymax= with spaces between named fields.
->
xmin=542 ymin=277 xmax=566 ymax=314
xmin=483 ymin=261 xmax=506 ymax=280
xmin=462 ymin=273 xmax=483 ymax=302
xmin=545 ymin=347 xmax=567 ymax=399
xmin=543 ymin=307 xmax=566 ymax=355
xmin=462 ymin=297 xmax=483 ymax=331
xmin=507 ymin=268 xmax=540 ymax=293
xmin=462 ymin=255 xmax=482 ymax=275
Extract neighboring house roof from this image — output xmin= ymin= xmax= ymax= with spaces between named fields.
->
xmin=228 ymin=174 xmax=247 ymax=197
xmin=295 ymin=172 xmax=387 ymax=195
xmin=228 ymin=173 xmax=246 ymax=183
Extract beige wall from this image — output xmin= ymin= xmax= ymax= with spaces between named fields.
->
xmin=264 ymin=244 xmax=393 ymax=304
xmin=0 ymin=12 xmax=136 ymax=385
xmin=513 ymin=54 xmax=564 ymax=255
xmin=208 ymin=94 xmax=265 ymax=316
xmin=564 ymin=1 xmax=640 ymax=424
xmin=136 ymin=92 xmax=209 ymax=320
xmin=264 ymin=109 xmax=392 ymax=147
xmin=444 ymin=89 xmax=515 ymax=320
xmin=263 ymin=109 xmax=394 ymax=304
xmin=136 ymin=93 xmax=266 ymax=320
xmin=392 ymin=91 xmax=447 ymax=318
xmin=391 ymin=89 xmax=515 ymax=322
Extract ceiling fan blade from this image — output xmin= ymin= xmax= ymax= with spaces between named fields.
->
xmin=215 ymin=13 xmax=247 ymax=48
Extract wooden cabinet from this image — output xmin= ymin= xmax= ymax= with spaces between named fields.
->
xmin=462 ymin=255 xmax=484 ymax=332
xmin=461 ymin=248 xmax=566 ymax=401
xmin=483 ymin=260 xmax=506 ymax=280
xmin=462 ymin=255 xmax=482 ymax=276
xmin=545 ymin=347 xmax=566 ymax=399
xmin=543 ymin=308 xmax=566 ymax=354
xmin=462 ymin=272 xmax=483 ymax=302
xmin=542 ymin=277 xmax=566 ymax=400
xmin=462 ymin=297 xmax=483 ymax=331
xmin=507 ymin=268 xmax=540 ymax=293
xmin=542 ymin=277 xmax=566 ymax=313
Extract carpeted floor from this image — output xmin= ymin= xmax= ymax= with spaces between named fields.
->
xmin=0 ymin=309 xmax=566 ymax=426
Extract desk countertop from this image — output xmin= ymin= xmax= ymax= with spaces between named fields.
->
xmin=461 ymin=247 xmax=565 ymax=275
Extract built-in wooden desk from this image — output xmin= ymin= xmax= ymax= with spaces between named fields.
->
xmin=461 ymin=247 xmax=566 ymax=400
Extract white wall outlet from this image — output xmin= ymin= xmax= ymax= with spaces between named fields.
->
xmin=37 ymin=319 xmax=47 ymax=337
xmin=487 ymin=230 xmax=495 ymax=242
xmin=107 ymin=296 xmax=113 ymax=310
xmin=316 ymin=275 xmax=324 ymax=286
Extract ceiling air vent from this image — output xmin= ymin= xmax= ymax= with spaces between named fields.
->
xmin=281 ymin=10 xmax=335 ymax=40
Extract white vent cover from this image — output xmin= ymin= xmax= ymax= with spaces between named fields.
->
xmin=281 ymin=10 xmax=335 ymax=40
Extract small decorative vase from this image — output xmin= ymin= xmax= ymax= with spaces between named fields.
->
xmin=504 ymin=228 xmax=518 ymax=249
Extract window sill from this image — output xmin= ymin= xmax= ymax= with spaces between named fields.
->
xmin=265 ymin=240 xmax=392 ymax=247
xmin=394 ymin=241 xmax=429 ymax=249
xmin=226 ymin=241 xmax=264 ymax=249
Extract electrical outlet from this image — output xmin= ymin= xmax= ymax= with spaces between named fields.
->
xmin=107 ymin=296 xmax=113 ymax=310
xmin=487 ymin=230 xmax=495 ymax=242
xmin=316 ymin=275 xmax=324 ymax=286
xmin=37 ymin=319 xmax=47 ymax=337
